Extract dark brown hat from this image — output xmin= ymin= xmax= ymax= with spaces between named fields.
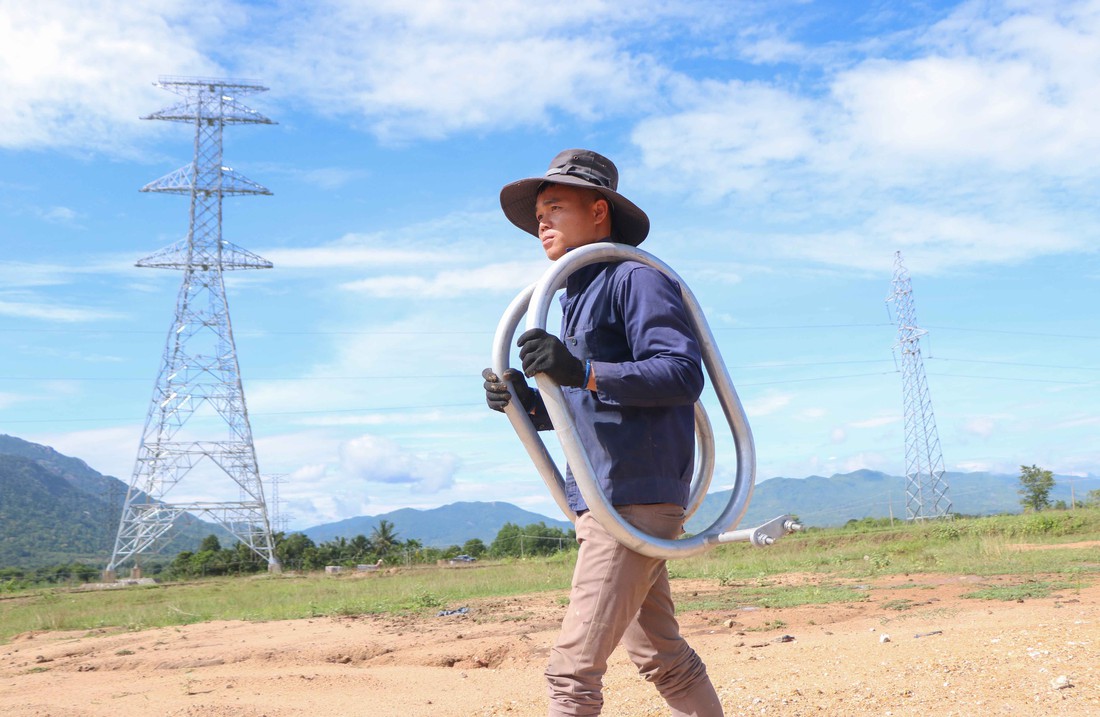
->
xmin=499 ymin=149 xmax=650 ymax=246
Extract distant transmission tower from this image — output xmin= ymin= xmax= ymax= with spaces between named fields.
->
xmin=886 ymin=251 xmax=952 ymax=521
xmin=107 ymin=77 xmax=280 ymax=577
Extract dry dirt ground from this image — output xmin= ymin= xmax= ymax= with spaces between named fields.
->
xmin=3 ymin=560 xmax=1098 ymax=716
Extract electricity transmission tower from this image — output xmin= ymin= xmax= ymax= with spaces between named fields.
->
xmin=107 ymin=77 xmax=280 ymax=577
xmin=886 ymin=251 xmax=952 ymax=521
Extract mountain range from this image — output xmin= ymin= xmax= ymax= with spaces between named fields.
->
xmin=2 ymin=434 xmax=1097 ymax=569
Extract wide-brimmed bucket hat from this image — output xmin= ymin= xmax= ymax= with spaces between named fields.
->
xmin=499 ymin=149 xmax=650 ymax=246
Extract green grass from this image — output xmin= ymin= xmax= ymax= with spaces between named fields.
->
xmin=0 ymin=556 xmax=577 ymax=643
xmin=678 ymin=580 xmax=870 ymax=612
xmin=670 ymin=507 xmax=1100 ymax=582
xmin=3 ymin=508 xmax=1098 ymax=644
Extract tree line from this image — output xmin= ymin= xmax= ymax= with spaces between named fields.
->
xmin=5 ymin=464 xmax=1093 ymax=589
xmin=1 ymin=519 xmax=576 ymax=588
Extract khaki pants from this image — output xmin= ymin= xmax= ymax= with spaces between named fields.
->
xmin=546 ymin=504 xmax=724 ymax=716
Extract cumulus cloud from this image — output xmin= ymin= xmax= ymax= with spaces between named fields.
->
xmin=250 ymin=430 xmax=464 ymax=525
xmin=633 ymin=80 xmax=820 ymax=202
xmin=630 ymin=0 xmax=1100 ymax=272
xmin=0 ymin=1 xmax=233 ymax=153
xmin=1 ymin=1 xmax=686 ymax=152
xmin=339 ymin=434 xmax=457 ymax=493
xmin=240 ymin=0 xmax=670 ymax=143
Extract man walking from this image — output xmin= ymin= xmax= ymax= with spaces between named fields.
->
xmin=483 ymin=149 xmax=724 ymax=716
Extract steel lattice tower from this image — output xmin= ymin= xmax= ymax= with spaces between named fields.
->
xmin=886 ymin=251 xmax=952 ymax=521
xmin=107 ymin=77 xmax=280 ymax=576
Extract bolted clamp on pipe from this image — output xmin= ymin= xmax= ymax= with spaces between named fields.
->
xmin=492 ymin=242 xmax=800 ymax=559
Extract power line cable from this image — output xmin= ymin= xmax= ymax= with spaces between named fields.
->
xmin=927 ymin=372 xmax=1088 ymax=385
xmin=927 ymin=356 xmax=1100 ymax=372
xmin=925 ymin=325 xmax=1100 ymax=340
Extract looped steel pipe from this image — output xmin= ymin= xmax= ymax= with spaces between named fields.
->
xmin=492 ymin=242 xmax=759 ymax=560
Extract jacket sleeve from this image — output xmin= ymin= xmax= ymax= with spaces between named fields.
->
xmin=589 ymin=265 xmax=704 ymax=407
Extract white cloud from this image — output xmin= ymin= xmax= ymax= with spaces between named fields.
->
xmin=0 ymin=262 xmax=72 ymax=288
xmin=296 ymin=409 xmax=467 ymax=428
xmin=297 ymin=167 xmax=369 ymax=190
xmin=261 ymin=210 xmax=503 ymax=273
xmin=254 ymin=430 xmax=464 ymax=526
xmin=633 ymin=80 xmax=820 ymax=203
xmin=629 ymin=0 xmax=1100 ymax=272
xmin=339 ymin=433 xmax=457 ymax=493
xmin=850 ymin=415 xmax=899 ymax=429
xmin=341 ymin=260 xmax=544 ymax=298
xmin=37 ymin=206 xmax=80 ymax=225
xmin=0 ymin=299 xmax=121 ymax=322
xmin=241 ymin=1 xmax=669 ymax=143
xmin=961 ymin=416 xmax=996 ymax=439
xmin=839 ymin=451 xmax=892 ymax=474
xmin=744 ymin=392 xmax=793 ymax=416
xmin=0 ymin=391 xmax=24 ymax=410
xmin=0 ymin=1 xmax=693 ymax=152
xmin=833 ymin=1 xmax=1100 ymax=177
xmin=0 ymin=1 xmax=233 ymax=153
xmin=26 ymin=425 xmax=142 ymax=479
xmin=264 ymin=243 xmax=461 ymax=270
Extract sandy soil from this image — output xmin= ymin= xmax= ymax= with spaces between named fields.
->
xmin=2 ymin=563 xmax=1098 ymax=717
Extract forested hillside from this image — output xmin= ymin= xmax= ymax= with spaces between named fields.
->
xmin=0 ymin=435 xmax=227 ymax=569
xmin=0 ymin=453 xmax=116 ymax=566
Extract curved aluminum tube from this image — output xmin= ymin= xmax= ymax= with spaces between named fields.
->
xmin=492 ymin=283 xmax=715 ymax=524
xmin=492 ymin=283 xmax=575 ymax=522
xmin=685 ymin=401 xmax=714 ymax=522
xmin=522 ymin=242 xmax=756 ymax=560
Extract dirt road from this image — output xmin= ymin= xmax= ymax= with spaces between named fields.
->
xmin=2 ymin=571 xmax=1097 ymax=716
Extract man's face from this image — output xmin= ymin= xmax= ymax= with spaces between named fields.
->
xmin=535 ymin=184 xmax=607 ymax=260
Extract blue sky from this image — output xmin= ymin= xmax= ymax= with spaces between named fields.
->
xmin=1 ymin=0 xmax=1097 ymax=530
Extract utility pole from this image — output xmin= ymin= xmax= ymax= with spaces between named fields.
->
xmin=106 ymin=77 xmax=280 ymax=578
xmin=886 ymin=251 xmax=952 ymax=521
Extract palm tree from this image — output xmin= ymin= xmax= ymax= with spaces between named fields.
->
xmin=370 ymin=519 xmax=399 ymax=558
xmin=349 ymin=534 xmax=371 ymax=559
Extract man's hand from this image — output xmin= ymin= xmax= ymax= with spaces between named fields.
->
xmin=482 ymin=367 xmax=534 ymax=413
xmin=517 ymin=328 xmax=586 ymax=387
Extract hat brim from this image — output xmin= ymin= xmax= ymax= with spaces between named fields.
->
xmin=500 ymin=176 xmax=650 ymax=247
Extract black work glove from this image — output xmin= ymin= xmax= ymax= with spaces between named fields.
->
xmin=482 ymin=367 xmax=535 ymax=413
xmin=517 ymin=328 xmax=586 ymax=387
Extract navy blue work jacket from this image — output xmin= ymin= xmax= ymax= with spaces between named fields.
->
xmin=529 ymin=260 xmax=704 ymax=512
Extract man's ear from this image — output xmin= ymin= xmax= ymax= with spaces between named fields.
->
xmin=592 ymin=197 xmax=610 ymax=225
